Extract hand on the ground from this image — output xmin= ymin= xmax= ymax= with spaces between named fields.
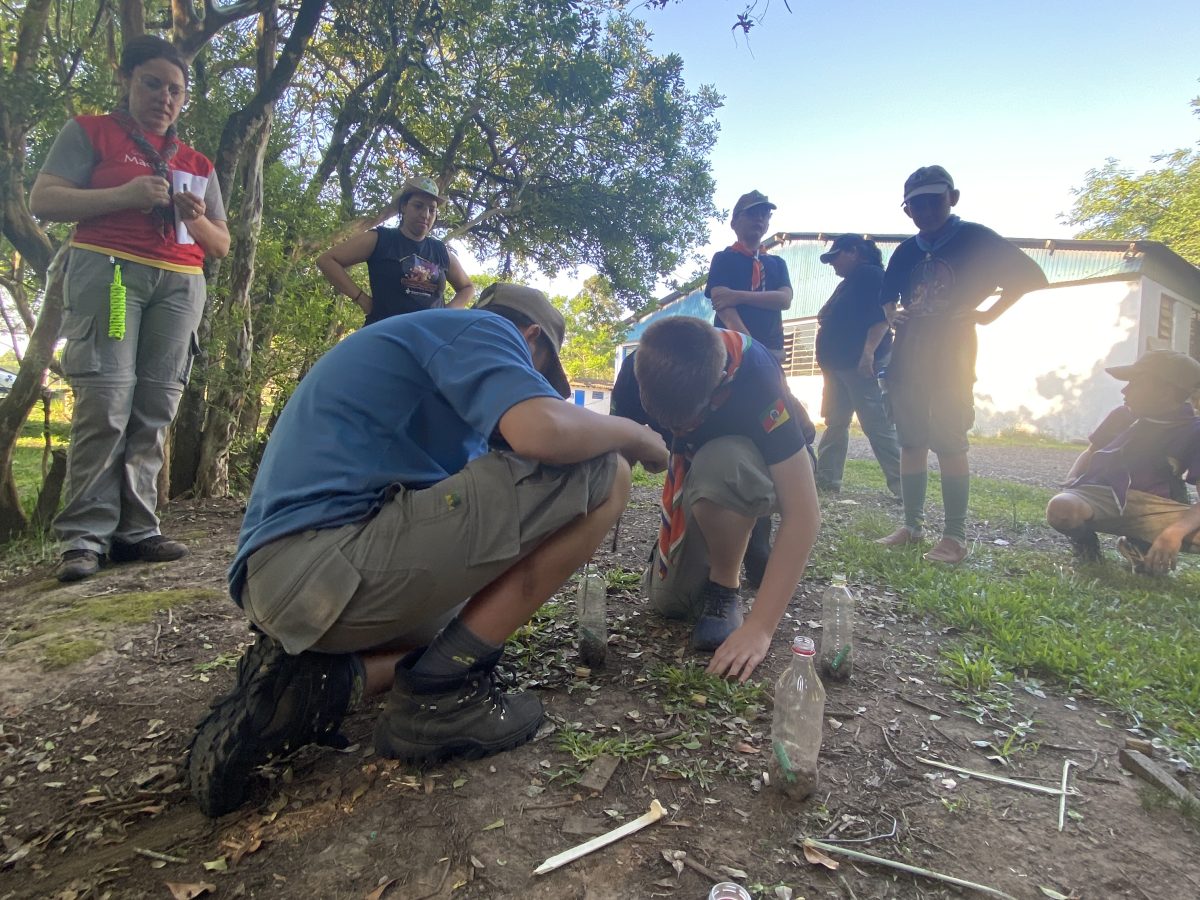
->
xmin=173 ymin=189 xmax=206 ymax=222
xmin=706 ymin=623 xmax=771 ymax=683
xmin=124 ymin=175 xmax=171 ymax=210
xmin=1145 ymin=531 xmax=1182 ymax=574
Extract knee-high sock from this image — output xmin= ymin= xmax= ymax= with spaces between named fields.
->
xmin=941 ymin=473 xmax=970 ymax=544
xmin=901 ymin=471 xmax=927 ymax=533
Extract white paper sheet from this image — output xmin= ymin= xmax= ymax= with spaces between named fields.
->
xmin=171 ymin=170 xmax=208 ymax=245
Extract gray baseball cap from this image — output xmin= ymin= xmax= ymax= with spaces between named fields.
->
xmin=475 ymin=283 xmax=571 ymax=398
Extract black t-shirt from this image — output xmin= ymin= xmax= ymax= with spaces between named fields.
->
xmin=814 ymin=264 xmax=892 ymax=370
xmin=610 ymin=340 xmax=813 ymax=464
xmin=705 ymin=249 xmax=791 ymax=351
xmin=365 ymin=227 xmax=451 ymax=325
xmin=881 ymin=220 xmax=1047 ymax=323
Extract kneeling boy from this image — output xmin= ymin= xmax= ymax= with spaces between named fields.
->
xmin=611 ymin=317 xmax=820 ymax=682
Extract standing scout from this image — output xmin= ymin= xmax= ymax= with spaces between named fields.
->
xmin=813 ymin=234 xmax=902 ymax=498
xmin=704 ymin=190 xmax=795 ymax=584
xmin=878 ymin=166 xmax=1047 ymax=563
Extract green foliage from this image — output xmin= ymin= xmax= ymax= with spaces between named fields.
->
xmin=1068 ymin=98 xmax=1200 ymax=264
xmin=556 ymin=275 xmax=624 ymax=382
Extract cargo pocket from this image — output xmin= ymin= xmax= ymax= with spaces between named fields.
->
xmin=463 ymin=454 xmax=522 ymax=567
xmin=244 ymin=531 xmax=363 ymax=655
xmin=59 ymin=314 xmax=102 ymax=377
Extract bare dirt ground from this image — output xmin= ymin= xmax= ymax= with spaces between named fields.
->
xmin=1 ymin=441 xmax=1198 ymax=900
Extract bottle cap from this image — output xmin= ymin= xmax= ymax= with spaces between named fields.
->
xmin=791 ymin=635 xmax=816 ymax=656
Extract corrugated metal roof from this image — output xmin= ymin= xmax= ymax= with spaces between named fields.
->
xmin=624 ymin=233 xmax=1198 ymax=342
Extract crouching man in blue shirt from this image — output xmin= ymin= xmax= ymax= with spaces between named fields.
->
xmin=187 ymin=284 xmax=668 ymax=817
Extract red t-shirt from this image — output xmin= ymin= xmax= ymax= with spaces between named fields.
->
xmin=41 ymin=114 xmax=223 ymax=273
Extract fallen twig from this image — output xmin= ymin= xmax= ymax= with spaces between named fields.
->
xmin=916 ymin=757 xmax=1075 ymax=797
xmin=133 ymin=847 xmax=187 ymax=864
xmin=819 ymin=814 xmax=897 ymax=844
xmin=680 ymin=853 xmax=722 ymax=882
xmin=534 ymin=799 xmax=667 ymax=875
xmin=802 ymin=838 xmax=1016 ymax=900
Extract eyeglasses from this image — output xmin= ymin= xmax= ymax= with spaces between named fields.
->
xmin=137 ymin=73 xmax=189 ymax=103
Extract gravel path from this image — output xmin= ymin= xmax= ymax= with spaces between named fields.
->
xmin=845 ymin=435 xmax=1080 ymax=489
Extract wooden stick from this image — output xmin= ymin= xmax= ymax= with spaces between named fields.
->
xmin=533 ymin=799 xmax=667 ymax=875
xmin=1057 ymin=759 xmax=1075 ymax=831
xmin=802 ymin=839 xmax=1016 ymax=900
xmin=916 ymin=757 xmax=1072 ymax=797
xmin=133 ymin=847 xmax=187 ymax=864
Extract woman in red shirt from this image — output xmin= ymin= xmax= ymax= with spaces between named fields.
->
xmin=30 ymin=35 xmax=230 ymax=582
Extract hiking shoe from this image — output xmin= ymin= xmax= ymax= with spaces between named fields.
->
xmin=923 ymin=536 xmax=969 ymax=564
xmin=1116 ymin=537 xmax=1153 ymax=575
xmin=876 ymin=526 xmax=924 ymax=547
xmin=186 ymin=633 xmax=361 ymax=818
xmin=1068 ymin=529 xmax=1103 ymax=564
xmin=374 ymin=657 xmax=543 ymax=765
xmin=743 ymin=516 xmax=773 ymax=590
xmin=57 ymin=549 xmax=101 ymax=582
xmin=109 ymin=535 xmax=189 ymax=564
xmin=691 ymin=580 xmax=743 ymax=651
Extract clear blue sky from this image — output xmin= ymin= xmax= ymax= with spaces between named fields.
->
xmin=640 ymin=0 xmax=1199 ymax=256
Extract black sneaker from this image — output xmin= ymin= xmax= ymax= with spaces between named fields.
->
xmin=57 ymin=549 xmax=101 ymax=582
xmin=186 ymin=633 xmax=361 ymax=817
xmin=374 ymin=656 xmax=543 ymax=765
xmin=1068 ymin=529 xmax=1103 ymax=564
xmin=743 ymin=516 xmax=773 ymax=590
xmin=109 ymin=535 xmax=188 ymax=563
xmin=691 ymin=579 xmax=743 ymax=651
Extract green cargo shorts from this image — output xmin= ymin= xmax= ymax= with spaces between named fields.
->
xmin=643 ymin=436 xmax=776 ymax=622
xmin=242 ymin=450 xmax=619 ymax=654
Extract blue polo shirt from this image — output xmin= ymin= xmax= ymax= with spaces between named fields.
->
xmin=228 ymin=309 xmax=562 ymax=601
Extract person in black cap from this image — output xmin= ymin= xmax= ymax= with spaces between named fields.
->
xmin=877 ymin=165 xmax=1047 ymax=564
xmin=186 ymin=283 xmax=669 ymax=817
xmin=704 ymin=189 xmax=795 ymax=585
xmin=813 ymin=234 xmax=902 ymax=497
xmin=1046 ymin=349 xmax=1200 ymax=574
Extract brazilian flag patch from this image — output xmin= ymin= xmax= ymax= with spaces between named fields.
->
xmin=761 ymin=398 xmax=790 ymax=433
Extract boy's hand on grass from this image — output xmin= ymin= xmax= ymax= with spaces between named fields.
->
xmin=706 ymin=624 xmax=771 ymax=683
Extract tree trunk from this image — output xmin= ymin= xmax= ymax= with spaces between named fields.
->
xmin=192 ymin=6 xmax=278 ymax=497
xmin=0 ymin=245 xmax=67 ymax=539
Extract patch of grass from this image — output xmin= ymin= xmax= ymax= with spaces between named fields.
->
xmin=554 ymin=729 xmax=659 ymax=765
xmin=605 ymin=567 xmax=642 ymax=589
xmin=11 ymin=394 xmax=72 ymax=514
xmin=816 ymin=478 xmax=1200 ymax=762
xmin=631 ymin=465 xmax=664 ymax=489
xmin=7 ymin=589 xmax=221 ymax=646
xmin=651 ymin=661 xmax=767 ymax=718
xmin=939 ymin=647 xmax=1005 ymax=693
xmin=43 ymin=637 xmax=105 ymax=669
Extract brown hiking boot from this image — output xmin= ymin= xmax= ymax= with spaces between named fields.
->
xmin=109 ymin=535 xmax=189 ymax=563
xmin=57 ymin=549 xmax=101 ymax=582
xmin=923 ymin=537 xmax=969 ymax=564
xmin=876 ymin=526 xmax=924 ymax=547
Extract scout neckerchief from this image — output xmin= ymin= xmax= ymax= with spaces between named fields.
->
xmin=728 ymin=241 xmax=764 ymax=290
xmin=110 ymin=108 xmax=180 ymax=239
xmin=657 ymin=329 xmax=753 ymax=579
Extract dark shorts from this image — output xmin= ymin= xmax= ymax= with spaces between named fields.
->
xmin=242 ymin=450 xmax=619 ymax=654
xmin=887 ymin=321 xmax=976 ymax=455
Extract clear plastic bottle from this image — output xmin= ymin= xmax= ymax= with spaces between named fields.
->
xmin=819 ymin=575 xmax=855 ymax=682
xmin=577 ymin=565 xmax=607 ymax=667
xmin=769 ymin=635 xmax=825 ymax=800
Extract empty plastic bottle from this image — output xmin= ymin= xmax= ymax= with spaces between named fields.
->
xmin=708 ymin=882 xmax=752 ymax=900
xmin=577 ymin=565 xmax=607 ymax=667
xmin=819 ymin=575 xmax=855 ymax=682
xmin=769 ymin=635 xmax=825 ymax=800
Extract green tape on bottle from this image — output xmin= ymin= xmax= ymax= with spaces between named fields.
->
xmin=108 ymin=263 xmax=126 ymax=340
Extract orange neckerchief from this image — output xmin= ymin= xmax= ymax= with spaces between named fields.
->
xmin=657 ymin=329 xmax=753 ymax=579
xmin=728 ymin=241 xmax=763 ymax=290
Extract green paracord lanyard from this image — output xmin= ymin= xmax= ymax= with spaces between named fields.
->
xmin=108 ymin=262 xmax=126 ymax=340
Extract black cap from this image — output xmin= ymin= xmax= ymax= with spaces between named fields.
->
xmin=820 ymin=234 xmax=870 ymax=264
